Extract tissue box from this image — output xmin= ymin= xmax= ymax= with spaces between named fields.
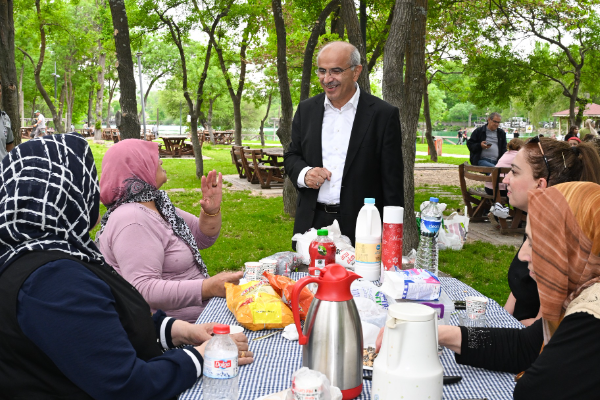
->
xmin=379 ymin=268 xmax=441 ymax=301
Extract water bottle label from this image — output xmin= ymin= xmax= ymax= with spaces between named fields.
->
xmin=421 ymin=218 xmax=441 ymax=234
xmin=314 ymin=259 xmax=325 ymax=275
xmin=203 ymin=355 xmax=238 ymax=379
xmin=355 ymin=242 xmax=381 ymax=263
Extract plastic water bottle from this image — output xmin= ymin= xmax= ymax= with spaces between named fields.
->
xmin=414 ymin=197 xmax=443 ymax=276
xmin=203 ymin=324 xmax=239 ymax=400
xmin=355 ymin=198 xmax=382 ymax=281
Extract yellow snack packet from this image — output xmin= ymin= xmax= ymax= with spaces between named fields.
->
xmin=225 ymin=280 xmax=295 ymax=331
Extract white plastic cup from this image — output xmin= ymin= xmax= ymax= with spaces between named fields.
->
xmin=244 ymin=262 xmax=262 ymax=281
xmin=466 ymin=296 xmax=488 ymax=320
xmin=229 ymin=325 xmax=244 ymax=335
xmin=260 ymin=259 xmax=277 ymax=280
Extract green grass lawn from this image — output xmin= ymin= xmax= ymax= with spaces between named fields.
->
xmin=88 ymin=140 xmax=512 ymax=306
xmin=416 ymin=143 xmax=470 ymax=156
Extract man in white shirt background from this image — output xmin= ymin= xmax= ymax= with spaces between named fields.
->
xmin=32 ymin=110 xmax=46 ymax=138
xmin=284 ymin=41 xmax=404 ymax=246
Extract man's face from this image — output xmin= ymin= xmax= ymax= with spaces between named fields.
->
xmin=317 ymin=45 xmax=362 ymax=107
xmin=487 ymin=116 xmax=501 ymax=130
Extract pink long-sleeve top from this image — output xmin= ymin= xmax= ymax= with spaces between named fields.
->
xmin=98 ymin=203 xmax=219 ymax=323
xmin=484 ymin=150 xmax=518 ymax=192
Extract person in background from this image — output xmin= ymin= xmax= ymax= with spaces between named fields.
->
xmin=502 ymin=137 xmax=600 ymax=325
xmin=513 ymin=129 xmax=520 ymax=138
xmin=0 ymin=110 xmax=14 ymax=160
xmin=284 ymin=41 xmax=404 ymax=245
xmin=467 ymin=112 xmax=507 ymax=167
xmin=564 ymin=125 xmax=579 ymax=141
xmin=578 ymin=119 xmax=597 ymax=137
xmin=97 ymin=139 xmax=242 ymax=323
xmin=484 ymin=138 xmax=524 ymax=197
xmin=435 ymin=182 xmax=600 ymax=399
xmin=152 ymin=124 xmax=159 ymax=139
xmin=31 ymin=110 xmax=45 ymax=138
xmin=568 ymin=136 xmax=581 ymax=147
xmin=70 ymin=123 xmax=75 ymax=132
xmin=0 ymin=134 xmax=253 ymax=398
xmin=462 ymin=129 xmax=468 ymax=144
xmin=457 ymin=128 xmax=463 ymax=145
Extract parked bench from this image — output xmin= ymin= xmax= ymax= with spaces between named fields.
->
xmin=231 ymin=145 xmax=250 ymax=178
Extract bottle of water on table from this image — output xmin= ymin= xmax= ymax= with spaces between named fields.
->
xmin=414 ymin=197 xmax=443 ymax=276
xmin=203 ymin=324 xmax=239 ymax=400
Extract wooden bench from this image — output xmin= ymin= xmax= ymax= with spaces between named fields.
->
xmin=230 ymin=145 xmax=250 ymax=178
xmin=458 ymin=162 xmax=525 ymax=234
xmin=240 ymin=148 xmax=285 ymax=189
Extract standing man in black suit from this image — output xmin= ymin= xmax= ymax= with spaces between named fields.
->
xmin=284 ymin=41 xmax=404 ymax=246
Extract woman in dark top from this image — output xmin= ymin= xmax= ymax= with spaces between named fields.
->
xmin=438 ymin=182 xmax=600 ymax=399
xmin=501 ymin=137 xmax=600 ymax=325
xmin=0 ymin=134 xmax=253 ymax=399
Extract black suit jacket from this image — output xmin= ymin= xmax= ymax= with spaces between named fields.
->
xmin=284 ymin=91 xmax=404 ymax=244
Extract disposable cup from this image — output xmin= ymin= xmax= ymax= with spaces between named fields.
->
xmin=229 ymin=325 xmax=244 ymax=335
xmin=244 ymin=262 xmax=262 ymax=281
xmin=465 ymin=296 xmax=488 ymax=320
xmin=261 ymin=260 xmax=277 ymax=280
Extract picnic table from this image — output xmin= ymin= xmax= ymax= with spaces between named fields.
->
xmin=202 ymin=130 xmax=235 ymax=145
xmin=180 ymin=275 xmax=521 ymax=400
xmin=159 ymin=135 xmax=194 ymax=157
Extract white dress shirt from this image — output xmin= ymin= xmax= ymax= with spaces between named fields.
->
xmin=297 ymin=84 xmax=361 ymax=205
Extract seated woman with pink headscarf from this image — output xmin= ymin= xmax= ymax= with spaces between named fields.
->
xmin=97 ymin=139 xmax=242 ymax=323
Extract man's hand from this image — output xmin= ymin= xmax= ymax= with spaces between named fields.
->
xmin=304 ymin=167 xmax=332 ymax=190
xmin=203 ymin=271 xmax=244 ymax=300
xmin=481 ymin=141 xmax=491 ymax=149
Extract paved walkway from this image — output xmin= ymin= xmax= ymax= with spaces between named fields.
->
xmin=416 ymin=151 xmax=468 ymax=159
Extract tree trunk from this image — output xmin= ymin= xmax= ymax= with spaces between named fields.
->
xmin=423 ymin=76 xmax=437 ymax=162
xmin=272 ymin=0 xmax=297 ymax=217
xmin=468 ymin=112 xmax=472 ymax=128
xmin=19 ymin=56 xmax=24 ymax=131
xmin=259 ymin=92 xmax=272 ymax=147
xmin=340 ymin=0 xmax=370 ymax=93
xmin=94 ymin=39 xmax=106 ymax=140
xmin=209 ymin=25 xmax=249 ymax=146
xmin=383 ymin=0 xmax=418 ymax=255
xmin=87 ymin=89 xmax=93 ymax=127
xmin=108 ymin=0 xmax=140 ymax=139
xmin=299 ymin=0 xmax=340 ymax=102
xmin=0 ymin=0 xmax=21 ymax=143
xmin=106 ymin=82 xmax=116 ymax=128
xmin=18 ymin=0 xmax=64 ymax=133
xmin=208 ymin=97 xmax=215 ymax=145
xmin=331 ymin=4 xmax=344 ymax=38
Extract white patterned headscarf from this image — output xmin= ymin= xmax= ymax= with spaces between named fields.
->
xmin=0 ymin=134 xmax=104 ymax=269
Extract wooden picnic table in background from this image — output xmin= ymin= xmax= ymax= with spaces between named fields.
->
xmin=21 ymin=126 xmax=54 ymax=139
xmin=159 ymin=135 xmax=194 ymax=157
xmin=199 ymin=130 xmax=234 ymax=145
xmin=239 ymin=147 xmax=285 ymax=189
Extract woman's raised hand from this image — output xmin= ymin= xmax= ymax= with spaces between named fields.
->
xmin=200 ymin=170 xmax=223 ymax=215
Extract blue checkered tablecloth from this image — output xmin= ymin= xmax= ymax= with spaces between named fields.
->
xmin=179 ymin=274 xmax=523 ymax=400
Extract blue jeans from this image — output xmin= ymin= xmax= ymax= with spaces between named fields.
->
xmin=477 ymin=158 xmax=497 ymax=167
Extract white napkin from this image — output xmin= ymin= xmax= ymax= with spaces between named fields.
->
xmin=282 ymin=324 xmax=299 ymax=341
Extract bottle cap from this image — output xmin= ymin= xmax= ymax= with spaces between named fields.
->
xmin=317 ymin=229 xmax=328 ymax=236
xmin=213 ymin=324 xmax=231 ymax=334
xmin=429 ymin=197 xmax=439 ymax=203
xmin=364 ymin=198 xmax=375 ymax=204
xmin=383 ymin=206 xmax=404 ymax=224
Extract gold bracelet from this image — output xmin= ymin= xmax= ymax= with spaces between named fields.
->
xmin=202 ymin=207 xmax=221 ymax=217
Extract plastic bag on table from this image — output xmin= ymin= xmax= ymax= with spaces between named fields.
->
xmin=439 ymin=212 xmax=469 ymax=250
xmin=350 ymin=280 xmax=395 ymax=310
xmin=260 ymin=252 xmax=303 ymax=277
xmin=285 ymin=367 xmax=343 ymax=400
xmin=264 ymin=272 xmax=314 ymax=320
xmin=291 ymin=219 xmax=355 ymax=267
xmin=224 ymin=280 xmax=294 ymax=331
xmin=353 ymin=297 xmax=388 ymax=328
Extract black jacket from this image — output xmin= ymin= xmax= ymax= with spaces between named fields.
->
xmin=284 ymin=91 xmax=404 ymax=245
xmin=466 ymin=124 xmax=507 ymax=166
